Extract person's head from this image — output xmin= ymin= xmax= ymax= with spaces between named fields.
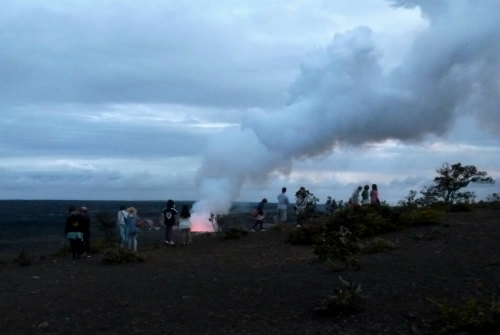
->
xmin=262 ymin=198 xmax=268 ymax=203
xmin=282 ymin=187 xmax=287 ymax=193
xmin=80 ymin=206 xmax=88 ymax=214
xmin=364 ymin=185 xmax=369 ymax=190
xmin=181 ymin=204 xmax=190 ymax=215
xmin=127 ymin=207 xmax=137 ymax=215
xmin=372 ymin=184 xmax=377 ymax=190
xmin=120 ymin=206 xmax=126 ymax=210
xmin=166 ymin=199 xmax=175 ymax=208
xmin=357 ymin=186 xmax=362 ymax=191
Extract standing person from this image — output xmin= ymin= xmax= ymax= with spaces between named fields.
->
xmin=65 ymin=207 xmax=84 ymax=259
xmin=125 ymin=207 xmax=139 ymax=252
xmin=80 ymin=206 xmax=91 ymax=258
xmin=252 ymin=198 xmax=268 ymax=232
xmin=277 ymin=187 xmax=289 ymax=226
xmin=295 ymin=187 xmax=307 ymax=227
xmin=361 ymin=185 xmax=370 ymax=205
xmin=117 ymin=206 xmax=128 ymax=248
xmin=162 ymin=199 xmax=178 ymax=245
xmin=178 ymin=204 xmax=192 ymax=245
xmin=370 ymin=184 xmax=380 ymax=205
xmin=350 ymin=186 xmax=362 ymax=206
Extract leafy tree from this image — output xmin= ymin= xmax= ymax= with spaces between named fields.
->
xmin=424 ymin=162 xmax=494 ymax=204
xmin=398 ymin=189 xmax=419 ymax=207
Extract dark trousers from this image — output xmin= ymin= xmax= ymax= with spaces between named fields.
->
xmin=252 ymin=220 xmax=263 ymax=231
xmin=83 ymin=233 xmax=90 ymax=254
xmin=69 ymin=239 xmax=84 ymax=259
xmin=165 ymin=225 xmax=174 ymax=242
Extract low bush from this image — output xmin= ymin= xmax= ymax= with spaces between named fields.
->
xmin=223 ymin=227 xmax=248 ymax=240
xmin=401 ymin=208 xmax=445 ymax=226
xmin=314 ymin=226 xmax=360 ymax=269
xmin=430 ymin=298 xmax=500 ymax=334
xmin=102 ymin=247 xmax=146 ymax=264
xmin=286 ymin=222 xmax=326 ymax=245
xmin=16 ymin=251 xmax=33 ymax=266
xmin=359 ymin=237 xmax=397 ymax=254
xmin=314 ymin=277 xmax=363 ymax=316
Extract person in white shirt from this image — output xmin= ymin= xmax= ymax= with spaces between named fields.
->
xmin=277 ymin=187 xmax=290 ymax=226
xmin=117 ymin=206 xmax=129 ymax=247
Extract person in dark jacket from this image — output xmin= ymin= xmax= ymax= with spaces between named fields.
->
xmin=79 ymin=206 xmax=91 ymax=257
xmin=252 ymin=198 xmax=268 ymax=232
xmin=65 ymin=207 xmax=85 ymax=259
xmin=162 ymin=199 xmax=178 ymax=245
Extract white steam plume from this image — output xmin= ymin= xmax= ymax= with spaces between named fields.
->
xmin=192 ymin=0 xmax=500 ymax=227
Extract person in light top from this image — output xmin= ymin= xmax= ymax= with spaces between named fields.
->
xmin=178 ymin=204 xmax=192 ymax=245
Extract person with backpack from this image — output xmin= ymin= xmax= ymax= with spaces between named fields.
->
xmin=252 ymin=198 xmax=268 ymax=232
xmin=162 ymin=199 xmax=178 ymax=245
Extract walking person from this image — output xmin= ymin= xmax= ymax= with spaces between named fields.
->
xmin=361 ymin=185 xmax=370 ymax=205
xmin=125 ymin=207 xmax=139 ymax=252
xmin=117 ymin=206 xmax=128 ymax=247
xmin=370 ymin=184 xmax=380 ymax=205
xmin=162 ymin=199 xmax=178 ymax=245
xmin=80 ymin=206 xmax=91 ymax=257
xmin=252 ymin=198 xmax=268 ymax=231
xmin=277 ymin=187 xmax=289 ymax=227
xmin=179 ymin=204 xmax=192 ymax=245
xmin=350 ymin=186 xmax=362 ymax=206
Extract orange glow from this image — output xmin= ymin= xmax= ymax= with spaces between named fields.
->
xmin=190 ymin=212 xmax=218 ymax=232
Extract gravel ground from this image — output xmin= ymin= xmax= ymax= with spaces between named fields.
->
xmin=1 ymin=209 xmax=499 ymax=334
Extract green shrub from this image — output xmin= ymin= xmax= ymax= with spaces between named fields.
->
xmin=102 ymin=247 xmax=146 ymax=264
xmin=314 ymin=276 xmax=363 ymax=316
xmin=430 ymin=298 xmax=500 ymax=334
xmin=330 ymin=206 xmax=402 ymax=238
xmin=90 ymin=238 xmax=116 ymax=253
xmin=359 ymin=237 xmax=397 ymax=254
xmin=286 ymin=222 xmax=326 ymax=245
xmin=448 ymin=203 xmax=472 ymax=212
xmin=402 ymin=208 xmax=445 ymax=226
xmin=223 ymin=227 xmax=248 ymax=240
xmin=16 ymin=251 xmax=33 ymax=266
xmin=314 ymin=226 xmax=360 ymax=269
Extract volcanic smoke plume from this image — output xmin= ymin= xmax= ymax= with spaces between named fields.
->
xmin=191 ymin=0 xmax=500 ymax=230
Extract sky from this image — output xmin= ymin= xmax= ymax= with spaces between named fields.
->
xmin=1 ymin=0 xmax=499 ymax=213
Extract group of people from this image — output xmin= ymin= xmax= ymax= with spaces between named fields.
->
xmin=250 ymin=184 xmax=381 ymax=231
xmin=251 ymin=186 xmax=295 ymax=231
xmin=65 ymin=185 xmax=380 ymax=256
xmin=64 ymin=206 xmax=91 ymax=259
xmin=64 ymin=200 xmax=194 ymax=258
xmin=350 ymin=184 xmax=380 ymax=206
xmin=116 ymin=199 xmax=193 ymax=251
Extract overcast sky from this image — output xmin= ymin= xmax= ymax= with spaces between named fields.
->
xmin=1 ymin=0 xmax=499 ymax=211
